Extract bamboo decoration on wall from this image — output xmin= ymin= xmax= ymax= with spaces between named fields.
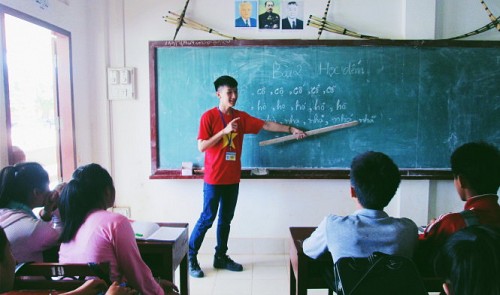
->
xmin=448 ymin=17 xmax=500 ymax=40
xmin=308 ymin=0 xmax=499 ymax=40
xmin=315 ymin=0 xmax=331 ymax=40
xmin=480 ymin=0 xmax=500 ymax=31
xmin=164 ymin=11 xmax=237 ymax=40
xmin=172 ymin=0 xmax=190 ymax=40
xmin=307 ymin=15 xmax=379 ymax=39
xmin=163 ymin=0 xmax=499 ymax=41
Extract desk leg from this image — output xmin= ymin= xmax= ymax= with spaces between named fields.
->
xmin=289 ymin=261 xmax=296 ymax=295
xmin=180 ymin=254 xmax=189 ymax=295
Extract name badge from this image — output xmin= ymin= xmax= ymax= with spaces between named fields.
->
xmin=225 ymin=152 xmax=236 ymax=161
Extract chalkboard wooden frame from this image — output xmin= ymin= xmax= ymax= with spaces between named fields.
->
xmin=149 ymin=39 xmax=499 ymax=180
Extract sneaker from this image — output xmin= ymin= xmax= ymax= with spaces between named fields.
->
xmin=189 ymin=256 xmax=204 ymax=278
xmin=213 ymin=254 xmax=243 ymax=271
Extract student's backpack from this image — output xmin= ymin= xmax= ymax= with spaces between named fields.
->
xmin=459 ymin=209 xmax=479 ymax=227
xmin=333 ymin=252 xmax=428 ymax=295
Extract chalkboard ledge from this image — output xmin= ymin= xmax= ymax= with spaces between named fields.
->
xmin=149 ymin=169 xmax=453 ymax=180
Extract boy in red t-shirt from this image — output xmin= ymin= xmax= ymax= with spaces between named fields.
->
xmin=188 ymin=75 xmax=305 ymax=278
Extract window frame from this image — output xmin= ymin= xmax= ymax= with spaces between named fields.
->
xmin=0 ymin=4 xmax=76 ymax=182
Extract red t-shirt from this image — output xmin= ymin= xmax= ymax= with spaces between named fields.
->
xmin=415 ymin=194 xmax=500 ymax=275
xmin=198 ymin=107 xmax=265 ymax=185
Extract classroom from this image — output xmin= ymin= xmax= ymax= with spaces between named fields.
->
xmin=0 ymin=1 xmax=499 ymax=295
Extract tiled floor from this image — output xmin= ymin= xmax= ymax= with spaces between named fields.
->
xmin=183 ymin=254 xmax=330 ymax=295
xmin=181 ymin=254 xmax=442 ymax=295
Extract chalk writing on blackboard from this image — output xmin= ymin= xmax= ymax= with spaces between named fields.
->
xmin=150 ymin=40 xmax=500 ymax=177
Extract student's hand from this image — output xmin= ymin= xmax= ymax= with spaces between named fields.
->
xmin=159 ymin=279 xmax=180 ymax=295
xmin=43 ymin=182 xmax=66 ymax=213
xmin=290 ymin=127 xmax=306 ymax=139
xmin=223 ymin=117 xmax=240 ymax=134
xmin=106 ymin=282 xmax=138 ymax=295
xmin=427 ymin=218 xmax=436 ymax=226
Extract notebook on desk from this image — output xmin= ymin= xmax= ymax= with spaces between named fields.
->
xmin=131 ymin=220 xmax=184 ymax=241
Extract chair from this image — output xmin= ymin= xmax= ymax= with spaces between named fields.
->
xmin=422 ymin=276 xmax=445 ymax=293
xmin=13 ymin=262 xmax=110 ymax=291
xmin=334 ymin=252 xmax=428 ymax=295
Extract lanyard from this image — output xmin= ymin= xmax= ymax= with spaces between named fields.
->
xmin=218 ymin=108 xmax=234 ymax=151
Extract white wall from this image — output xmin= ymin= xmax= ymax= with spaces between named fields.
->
xmin=0 ymin=0 xmax=498 ymax=254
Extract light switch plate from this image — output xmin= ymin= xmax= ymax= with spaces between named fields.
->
xmin=107 ymin=67 xmax=135 ymax=100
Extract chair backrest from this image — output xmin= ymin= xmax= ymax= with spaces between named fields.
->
xmin=334 ymin=252 xmax=428 ymax=295
xmin=13 ymin=262 xmax=110 ymax=291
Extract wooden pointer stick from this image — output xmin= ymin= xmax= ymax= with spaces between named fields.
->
xmin=259 ymin=121 xmax=359 ymax=147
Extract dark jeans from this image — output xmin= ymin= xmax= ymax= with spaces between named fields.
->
xmin=189 ymin=182 xmax=239 ymax=258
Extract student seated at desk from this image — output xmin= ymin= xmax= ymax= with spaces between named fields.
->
xmin=57 ymin=164 xmax=179 ymax=295
xmin=0 ymin=162 xmax=62 ymax=263
xmin=434 ymin=225 xmax=500 ymax=295
xmin=303 ymin=151 xmax=418 ymax=262
xmin=0 ymin=226 xmax=135 ymax=294
xmin=416 ymin=142 xmax=500 ymax=275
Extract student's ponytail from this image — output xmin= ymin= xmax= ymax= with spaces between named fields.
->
xmin=0 ymin=163 xmax=49 ymax=208
xmin=0 ymin=166 xmax=16 ymax=208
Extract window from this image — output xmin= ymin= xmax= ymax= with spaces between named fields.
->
xmin=1 ymin=5 xmax=75 ymax=184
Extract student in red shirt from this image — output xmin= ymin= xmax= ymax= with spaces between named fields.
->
xmin=188 ymin=75 xmax=305 ymax=278
xmin=416 ymin=141 xmax=500 ymax=275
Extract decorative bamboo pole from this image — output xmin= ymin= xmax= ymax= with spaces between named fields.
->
xmin=317 ymin=0 xmax=332 ymax=40
xmin=164 ymin=12 xmax=237 ymax=40
xmin=173 ymin=0 xmax=190 ymax=40
xmin=480 ymin=0 xmax=500 ymax=31
xmin=308 ymin=15 xmax=379 ymax=39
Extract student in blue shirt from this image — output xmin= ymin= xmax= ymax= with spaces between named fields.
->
xmin=303 ymin=151 xmax=418 ymax=262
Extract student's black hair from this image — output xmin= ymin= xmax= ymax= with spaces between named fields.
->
xmin=58 ymin=163 xmax=114 ymax=243
xmin=0 ymin=162 xmax=49 ymax=208
xmin=0 ymin=227 xmax=7 ymax=263
xmin=213 ymin=75 xmax=238 ymax=91
xmin=451 ymin=141 xmax=500 ymax=194
xmin=350 ymin=151 xmax=401 ymax=210
xmin=434 ymin=225 xmax=500 ymax=295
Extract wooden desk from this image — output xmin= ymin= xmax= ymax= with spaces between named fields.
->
xmin=3 ymin=291 xmax=52 ymax=295
xmin=289 ymin=227 xmax=443 ymax=295
xmin=289 ymin=227 xmax=333 ymax=295
xmin=137 ymin=223 xmax=189 ymax=295
xmin=41 ymin=222 xmax=189 ymax=295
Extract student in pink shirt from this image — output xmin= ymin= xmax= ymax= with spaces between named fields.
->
xmin=0 ymin=226 xmax=136 ymax=294
xmin=58 ymin=163 xmax=179 ymax=295
xmin=0 ymin=162 xmax=62 ymax=263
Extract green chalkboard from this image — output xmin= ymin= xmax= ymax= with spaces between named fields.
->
xmin=149 ymin=40 xmax=500 ymax=179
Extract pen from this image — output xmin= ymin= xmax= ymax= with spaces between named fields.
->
xmin=135 ymin=233 xmax=143 ymax=237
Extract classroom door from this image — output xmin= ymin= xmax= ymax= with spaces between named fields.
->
xmin=1 ymin=9 xmax=76 ymax=185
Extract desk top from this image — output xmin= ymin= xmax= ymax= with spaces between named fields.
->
xmin=290 ymin=227 xmax=314 ymax=257
xmin=290 ymin=227 xmax=315 ymax=249
xmin=135 ymin=223 xmax=188 ymax=245
xmin=3 ymin=291 xmax=53 ymax=295
xmin=289 ymin=227 xmax=332 ymax=263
